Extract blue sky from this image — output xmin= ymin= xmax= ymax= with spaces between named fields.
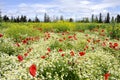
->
xmin=0 ymin=0 xmax=120 ymax=20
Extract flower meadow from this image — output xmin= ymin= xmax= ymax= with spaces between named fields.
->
xmin=0 ymin=22 xmax=120 ymax=80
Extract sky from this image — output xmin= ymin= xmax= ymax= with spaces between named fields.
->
xmin=0 ymin=0 xmax=120 ymax=20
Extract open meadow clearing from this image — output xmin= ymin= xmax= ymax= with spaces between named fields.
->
xmin=1 ymin=0 xmax=120 ymax=80
xmin=0 ymin=22 xmax=120 ymax=80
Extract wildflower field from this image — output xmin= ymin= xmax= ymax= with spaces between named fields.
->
xmin=0 ymin=22 xmax=120 ymax=80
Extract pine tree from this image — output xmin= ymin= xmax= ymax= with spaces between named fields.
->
xmin=28 ymin=18 xmax=32 ymax=22
xmin=91 ymin=14 xmax=94 ymax=22
xmin=0 ymin=10 xmax=2 ymax=23
xmin=106 ymin=12 xmax=110 ymax=23
xmin=16 ymin=16 xmax=20 ymax=22
xmin=95 ymin=16 xmax=98 ymax=23
xmin=85 ymin=17 xmax=89 ymax=23
xmin=116 ymin=14 xmax=120 ymax=23
xmin=3 ymin=15 xmax=9 ymax=22
xmin=14 ymin=17 xmax=17 ymax=22
xmin=20 ymin=15 xmax=24 ymax=22
xmin=99 ymin=13 xmax=102 ymax=23
xmin=60 ymin=15 xmax=64 ymax=21
xmin=44 ymin=13 xmax=47 ymax=22
xmin=10 ymin=16 xmax=14 ymax=22
xmin=35 ymin=16 xmax=40 ymax=22
xmin=69 ymin=18 xmax=73 ymax=22
xmin=23 ymin=16 xmax=27 ymax=22
xmin=111 ymin=16 xmax=114 ymax=23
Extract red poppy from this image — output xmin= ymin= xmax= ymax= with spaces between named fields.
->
xmin=102 ymin=42 xmax=106 ymax=47
xmin=17 ymin=55 xmax=23 ymax=62
xmin=87 ymin=39 xmax=90 ymax=43
xmin=47 ymin=48 xmax=51 ymax=52
xmin=27 ymin=48 xmax=33 ymax=53
xmin=63 ymin=37 xmax=66 ymax=40
xmin=62 ymin=33 xmax=65 ymax=35
xmin=92 ymin=47 xmax=94 ymax=50
xmin=104 ymin=72 xmax=110 ymax=80
xmin=16 ymin=43 xmax=20 ymax=47
xmin=79 ymin=51 xmax=85 ymax=56
xmin=58 ymin=48 xmax=63 ymax=52
xmin=61 ymin=54 xmax=65 ymax=57
xmin=84 ymin=48 xmax=86 ymax=51
xmin=41 ymin=56 xmax=46 ymax=59
xmin=114 ymin=43 xmax=118 ymax=47
xmin=29 ymin=64 xmax=37 ymax=77
xmin=46 ymin=52 xmax=49 ymax=55
xmin=22 ymin=40 xmax=28 ymax=44
xmin=96 ymin=39 xmax=100 ymax=43
xmin=0 ymin=33 xmax=3 ymax=38
xmin=109 ymin=43 xmax=113 ymax=48
xmin=73 ymin=36 xmax=77 ymax=40
xmin=24 ymin=53 xmax=28 ymax=57
xmin=106 ymin=38 xmax=109 ymax=41
xmin=86 ymin=45 xmax=89 ymax=49
xmin=59 ymin=39 xmax=63 ymax=42
xmin=37 ymin=28 xmax=42 ymax=31
xmin=68 ymin=36 xmax=73 ymax=39
xmin=70 ymin=51 xmax=74 ymax=56
xmin=101 ymin=29 xmax=104 ymax=32
xmin=85 ymin=34 xmax=88 ymax=37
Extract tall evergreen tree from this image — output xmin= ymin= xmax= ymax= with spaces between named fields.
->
xmin=116 ymin=14 xmax=120 ymax=23
xmin=69 ymin=18 xmax=73 ymax=22
xmin=99 ymin=13 xmax=102 ymax=23
xmin=14 ymin=17 xmax=17 ymax=22
xmin=28 ymin=18 xmax=32 ymax=22
xmin=3 ymin=15 xmax=9 ymax=22
xmin=111 ymin=16 xmax=115 ymax=23
xmin=10 ymin=16 xmax=14 ymax=22
xmin=95 ymin=16 xmax=98 ymax=23
xmin=91 ymin=14 xmax=94 ymax=22
xmin=106 ymin=12 xmax=110 ymax=23
xmin=16 ymin=16 xmax=20 ymax=22
xmin=23 ymin=16 xmax=27 ymax=22
xmin=0 ymin=10 xmax=2 ymax=23
xmin=35 ymin=16 xmax=40 ymax=22
xmin=44 ymin=13 xmax=47 ymax=22
xmin=60 ymin=15 xmax=64 ymax=21
xmin=20 ymin=15 xmax=24 ymax=22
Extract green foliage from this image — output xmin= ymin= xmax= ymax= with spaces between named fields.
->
xmin=74 ymin=40 xmax=87 ymax=51
xmin=5 ymin=25 xmax=40 ymax=42
xmin=0 ymin=38 xmax=23 ymax=55
xmin=38 ymin=60 xmax=80 ymax=80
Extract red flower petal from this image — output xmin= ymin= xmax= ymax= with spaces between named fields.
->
xmin=70 ymin=51 xmax=74 ymax=56
xmin=114 ymin=43 xmax=118 ymax=47
xmin=104 ymin=72 xmax=110 ymax=80
xmin=16 ymin=43 xmax=20 ymax=47
xmin=68 ymin=36 xmax=73 ymax=39
xmin=29 ymin=64 xmax=37 ymax=77
xmin=79 ymin=51 xmax=85 ymax=56
xmin=0 ymin=33 xmax=3 ymax=38
xmin=41 ymin=56 xmax=46 ymax=59
xmin=24 ymin=53 xmax=28 ymax=57
xmin=17 ymin=55 xmax=23 ymax=62
xmin=61 ymin=54 xmax=65 ymax=57
xmin=58 ymin=48 xmax=63 ymax=52
xmin=47 ymin=48 xmax=51 ymax=52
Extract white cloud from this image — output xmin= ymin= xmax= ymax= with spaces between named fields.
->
xmin=2 ymin=0 xmax=120 ymax=20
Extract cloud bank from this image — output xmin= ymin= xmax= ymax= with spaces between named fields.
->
xmin=1 ymin=0 xmax=120 ymax=20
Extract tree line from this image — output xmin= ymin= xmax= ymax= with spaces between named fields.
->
xmin=0 ymin=11 xmax=120 ymax=23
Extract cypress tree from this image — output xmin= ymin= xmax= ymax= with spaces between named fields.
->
xmin=99 ymin=13 xmax=102 ymax=23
